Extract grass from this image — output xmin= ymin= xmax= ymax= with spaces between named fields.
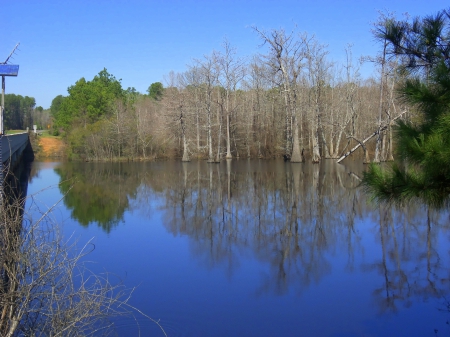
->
xmin=5 ymin=130 xmax=62 ymax=139
xmin=5 ymin=130 xmax=27 ymax=135
xmin=38 ymin=130 xmax=62 ymax=139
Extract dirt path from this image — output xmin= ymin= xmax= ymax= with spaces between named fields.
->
xmin=37 ymin=136 xmax=66 ymax=158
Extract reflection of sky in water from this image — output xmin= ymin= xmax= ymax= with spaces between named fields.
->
xmin=24 ymin=161 xmax=450 ymax=337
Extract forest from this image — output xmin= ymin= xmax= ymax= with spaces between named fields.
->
xmin=4 ymin=20 xmax=412 ymax=164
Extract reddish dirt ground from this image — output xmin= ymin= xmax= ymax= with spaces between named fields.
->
xmin=38 ymin=137 xmax=65 ymax=158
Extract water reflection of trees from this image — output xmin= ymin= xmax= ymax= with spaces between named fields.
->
xmin=134 ymin=160 xmax=450 ymax=311
xmin=53 ymin=159 xmax=450 ymax=313
xmin=155 ymin=161 xmax=363 ymax=293
xmin=55 ymin=162 xmax=141 ymax=233
xmin=1 ymin=161 xmax=159 ymax=335
xmin=367 ymin=205 xmax=450 ymax=313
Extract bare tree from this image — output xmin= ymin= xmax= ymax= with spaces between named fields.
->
xmin=305 ymin=37 xmax=331 ymax=163
xmin=164 ymin=71 xmax=191 ymax=162
xmin=370 ymin=11 xmax=400 ymax=163
xmin=0 ymin=185 xmax=167 ymax=336
xmin=252 ymin=26 xmax=308 ymax=163
xmin=194 ymin=54 xmax=220 ymax=162
xmin=135 ymin=97 xmax=156 ymax=159
xmin=216 ymin=39 xmax=246 ymax=159
xmin=332 ymin=45 xmax=363 ymax=159
xmin=183 ymin=67 xmax=205 ymax=157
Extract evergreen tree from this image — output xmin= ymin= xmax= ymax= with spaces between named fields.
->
xmin=147 ymin=82 xmax=164 ymax=100
xmin=55 ymin=68 xmax=124 ymax=130
xmin=362 ymin=9 xmax=450 ymax=207
xmin=4 ymin=94 xmax=36 ymax=130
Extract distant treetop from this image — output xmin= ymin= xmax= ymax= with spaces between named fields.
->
xmin=147 ymin=82 xmax=164 ymax=100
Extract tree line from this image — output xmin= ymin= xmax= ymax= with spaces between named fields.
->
xmin=4 ymin=15 xmax=426 ymax=169
xmin=3 ymin=94 xmax=51 ymax=131
xmin=38 ymin=22 xmax=409 ymax=163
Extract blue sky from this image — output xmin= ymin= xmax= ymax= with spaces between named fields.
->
xmin=3 ymin=0 xmax=448 ymax=108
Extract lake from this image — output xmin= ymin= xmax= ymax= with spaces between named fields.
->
xmin=24 ymin=159 xmax=450 ymax=337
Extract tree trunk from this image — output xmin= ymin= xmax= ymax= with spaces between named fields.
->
xmin=374 ymin=40 xmax=387 ymax=163
xmin=290 ymin=116 xmax=303 ymax=162
xmin=181 ymin=117 xmax=190 ymax=162
xmin=311 ymin=112 xmax=321 ymax=163
xmin=225 ymin=109 xmax=232 ymax=159
xmin=215 ymin=102 xmax=222 ymax=163
xmin=386 ymin=123 xmax=394 ymax=161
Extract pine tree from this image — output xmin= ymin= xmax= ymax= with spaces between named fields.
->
xmin=362 ymin=9 xmax=450 ymax=208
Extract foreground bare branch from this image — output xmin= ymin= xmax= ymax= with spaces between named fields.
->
xmin=0 ymin=186 xmax=166 ymax=336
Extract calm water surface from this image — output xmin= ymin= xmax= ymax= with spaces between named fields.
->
xmin=25 ymin=160 xmax=450 ymax=337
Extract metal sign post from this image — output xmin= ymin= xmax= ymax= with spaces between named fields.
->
xmin=1 ymin=76 xmax=4 ymax=135
xmin=0 ymin=43 xmax=20 ymax=205
xmin=0 ymin=42 xmax=20 ymax=136
xmin=0 ymin=64 xmax=20 ymax=135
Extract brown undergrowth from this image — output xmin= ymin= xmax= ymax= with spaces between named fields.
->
xmin=35 ymin=135 xmax=66 ymax=159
